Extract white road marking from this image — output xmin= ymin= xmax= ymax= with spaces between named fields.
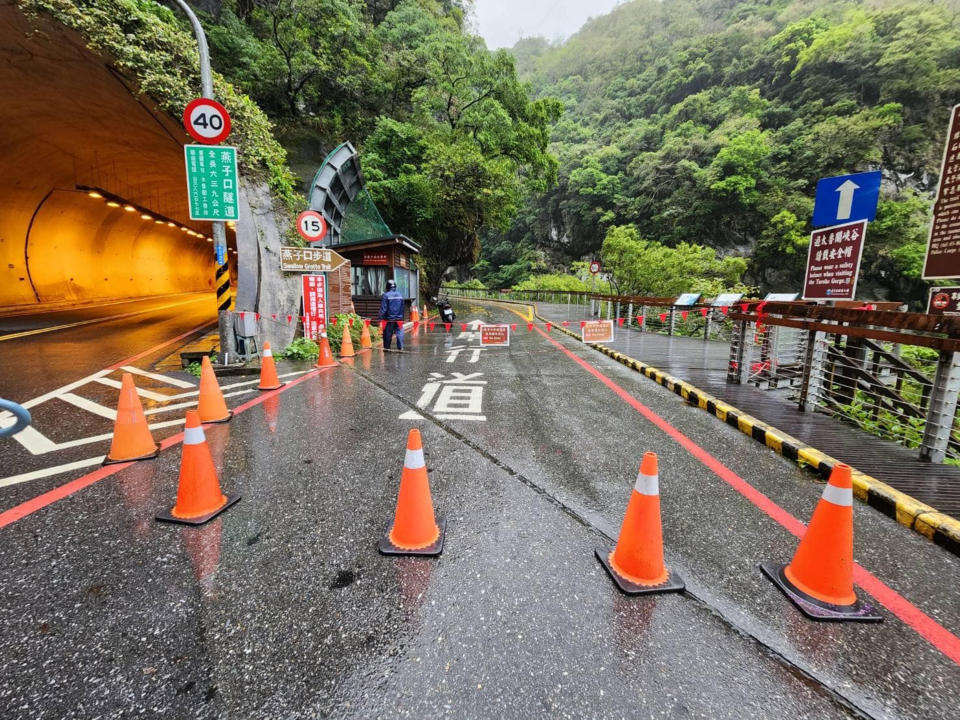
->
xmin=120 ymin=365 xmax=195 ymax=388
xmin=20 ymin=371 xmax=112 ymax=410
xmin=399 ymin=410 xmax=424 ymax=420
xmin=58 ymin=392 xmax=117 ymax=420
xmin=0 ymin=456 xmax=106 ymax=489
xmin=435 ymin=414 xmax=487 ymax=421
xmin=53 ymin=418 xmax=185 ymax=450
xmin=93 ymin=376 xmax=173 ymax=401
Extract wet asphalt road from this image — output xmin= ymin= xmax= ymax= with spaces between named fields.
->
xmin=0 ymin=299 xmax=958 ymax=719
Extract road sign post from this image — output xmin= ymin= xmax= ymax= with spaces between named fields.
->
xmin=923 ymin=104 xmax=960 ymax=279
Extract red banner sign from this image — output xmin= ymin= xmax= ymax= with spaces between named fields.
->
xmin=480 ymin=324 xmax=510 ymax=346
xmin=302 ymin=274 xmax=327 ymax=339
xmin=362 ymin=251 xmax=389 ymax=266
xmin=802 ymin=220 xmax=866 ymax=300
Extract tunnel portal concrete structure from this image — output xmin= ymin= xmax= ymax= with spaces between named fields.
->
xmin=0 ymin=3 xmax=219 ymax=310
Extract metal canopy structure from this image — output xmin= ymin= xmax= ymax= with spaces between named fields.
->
xmin=308 ymin=142 xmax=392 ymax=247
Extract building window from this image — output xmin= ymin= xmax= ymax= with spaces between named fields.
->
xmin=352 ymin=265 xmax=387 ymax=296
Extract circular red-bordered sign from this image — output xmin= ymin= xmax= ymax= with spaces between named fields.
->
xmin=296 ymin=210 xmax=328 ymax=243
xmin=589 ymin=260 xmax=602 ymax=275
xmin=183 ymin=98 xmax=231 ymax=145
xmin=932 ymin=292 xmax=951 ymax=310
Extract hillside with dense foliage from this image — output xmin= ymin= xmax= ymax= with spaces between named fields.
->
xmin=200 ymin=0 xmax=560 ymax=290
xmin=480 ymin=0 xmax=960 ymax=304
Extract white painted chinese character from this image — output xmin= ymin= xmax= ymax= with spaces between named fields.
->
xmin=404 ymin=372 xmax=486 ymax=421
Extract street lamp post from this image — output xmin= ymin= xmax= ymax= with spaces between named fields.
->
xmin=172 ymin=0 xmax=235 ymax=362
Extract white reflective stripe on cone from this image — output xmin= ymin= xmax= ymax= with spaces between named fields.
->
xmin=183 ymin=426 xmax=206 ymax=445
xmin=263 ymin=348 xmax=273 ymax=357
xmin=821 ymin=483 xmax=853 ymax=507
xmin=634 ymin=472 xmax=659 ymax=496
xmin=405 ymin=447 xmax=425 ymax=469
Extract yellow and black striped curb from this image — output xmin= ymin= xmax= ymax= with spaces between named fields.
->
xmin=477 ymin=301 xmax=960 ymax=558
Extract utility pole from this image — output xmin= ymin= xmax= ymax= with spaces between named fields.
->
xmin=172 ymin=0 xmax=235 ymax=362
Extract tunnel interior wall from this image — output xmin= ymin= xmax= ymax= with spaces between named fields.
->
xmin=25 ymin=191 xmax=215 ymax=304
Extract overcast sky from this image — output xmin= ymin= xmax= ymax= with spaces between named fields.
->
xmin=471 ymin=0 xmax=625 ymax=49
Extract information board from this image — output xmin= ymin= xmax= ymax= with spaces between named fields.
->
xmin=280 ymin=246 xmax=346 ymax=273
xmin=711 ymin=293 xmax=743 ymax=307
xmin=923 ymin=104 xmax=960 ymax=279
xmin=582 ymin=320 xmax=614 ymax=344
xmin=927 ymin=286 xmax=960 ymax=315
xmin=674 ymin=293 xmax=701 ymax=307
xmin=185 ymin=145 xmax=239 ymax=221
xmin=480 ymin=324 xmax=510 ymax=346
xmin=802 ymin=220 xmax=867 ymax=300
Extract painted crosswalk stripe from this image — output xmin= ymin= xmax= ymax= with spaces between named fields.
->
xmin=120 ymin=365 xmax=195 ymax=388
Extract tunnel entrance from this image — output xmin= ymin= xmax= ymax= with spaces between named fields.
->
xmin=0 ymin=3 xmax=230 ymax=311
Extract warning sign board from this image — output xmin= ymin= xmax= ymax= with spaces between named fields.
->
xmin=302 ymin=275 xmax=327 ymax=339
xmin=924 ymin=104 xmax=960 ymax=279
xmin=280 ymin=246 xmax=346 ymax=273
xmin=480 ymin=324 xmax=510 ymax=346
xmin=802 ymin=220 xmax=866 ymax=300
xmin=927 ymin=286 xmax=960 ymax=315
xmin=582 ymin=320 xmax=614 ymax=344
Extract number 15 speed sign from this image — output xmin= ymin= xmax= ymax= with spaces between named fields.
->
xmin=183 ymin=98 xmax=231 ymax=145
xmin=296 ymin=210 xmax=328 ymax=243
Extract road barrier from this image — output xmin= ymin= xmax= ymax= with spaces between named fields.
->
xmin=156 ymin=409 xmax=239 ymax=526
xmin=379 ymin=428 xmax=445 ymax=556
xmin=103 ymin=373 xmax=160 ymax=464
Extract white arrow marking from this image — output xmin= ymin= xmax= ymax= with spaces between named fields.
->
xmin=836 ymin=179 xmax=859 ymax=220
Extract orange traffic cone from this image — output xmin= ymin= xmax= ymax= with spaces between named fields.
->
xmin=197 ymin=355 xmax=231 ymax=423
xmin=258 ymin=341 xmax=284 ymax=391
xmin=410 ymin=305 xmax=420 ymax=323
xmin=316 ymin=332 xmax=337 ymax=367
xmin=761 ymin=464 xmax=881 ymax=621
xmin=359 ymin=321 xmax=373 ymax=350
xmin=104 ymin=372 xmax=159 ymax=465
xmin=596 ymin=452 xmax=684 ymax=594
xmin=379 ymin=429 xmax=445 ymax=556
xmin=156 ymin=410 xmax=239 ymax=525
xmin=340 ymin=324 xmax=356 ymax=358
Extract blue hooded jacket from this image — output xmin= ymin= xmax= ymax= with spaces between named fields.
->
xmin=379 ymin=288 xmax=404 ymax=321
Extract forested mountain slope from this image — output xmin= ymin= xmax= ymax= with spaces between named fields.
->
xmin=486 ymin=0 xmax=960 ymax=302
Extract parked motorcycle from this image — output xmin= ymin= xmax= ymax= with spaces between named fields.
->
xmin=432 ymin=296 xmax=456 ymax=324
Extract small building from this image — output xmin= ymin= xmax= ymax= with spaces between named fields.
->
xmin=308 ymin=143 xmax=420 ymax=320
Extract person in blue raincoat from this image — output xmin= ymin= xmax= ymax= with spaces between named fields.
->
xmin=379 ymin=279 xmax=405 ymax=351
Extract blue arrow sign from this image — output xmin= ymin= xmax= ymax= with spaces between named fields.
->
xmin=812 ymin=171 xmax=882 ymax=228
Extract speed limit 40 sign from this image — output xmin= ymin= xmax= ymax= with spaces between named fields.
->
xmin=183 ymin=98 xmax=231 ymax=145
xmin=296 ymin=210 xmax=328 ymax=243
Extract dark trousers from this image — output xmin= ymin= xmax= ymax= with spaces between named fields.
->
xmin=383 ymin=321 xmax=404 ymax=349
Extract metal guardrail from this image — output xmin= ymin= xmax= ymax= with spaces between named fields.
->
xmin=0 ymin=398 xmax=31 ymax=438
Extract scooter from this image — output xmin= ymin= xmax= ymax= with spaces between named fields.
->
xmin=432 ymin=296 xmax=456 ymax=324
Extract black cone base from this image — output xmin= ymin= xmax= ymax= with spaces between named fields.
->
xmin=595 ymin=547 xmax=685 ymax=595
xmin=202 ymin=410 xmax=233 ymax=424
xmin=156 ymin=494 xmax=241 ymax=527
xmin=379 ymin=518 xmax=446 ymax=557
xmin=760 ymin=562 xmax=882 ymax=623
xmin=103 ymin=443 xmax=160 ymax=466
xmin=258 ymin=382 xmax=286 ymax=391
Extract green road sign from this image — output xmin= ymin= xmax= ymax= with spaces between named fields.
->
xmin=184 ymin=145 xmax=239 ymax=221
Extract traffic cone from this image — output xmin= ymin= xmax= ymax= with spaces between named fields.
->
xmin=340 ymin=324 xmax=356 ymax=358
xmin=360 ymin=322 xmax=373 ymax=350
xmin=103 ymin=373 xmax=159 ymax=465
xmin=379 ymin=429 xmax=445 ymax=556
xmin=761 ymin=464 xmax=881 ymax=622
xmin=410 ymin=305 xmax=420 ymax=323
xmin=595 ymin=452 xmax=684 ymax=595
xmin=156 ymin=410 xmax=239 ymax=525
xmin=316 ymin=333 xmax=337 ymax=367
xmin=257 ymin=341 xmax=284 ymax=391
xmin=197 ymin=355 xmax=231 ymax=423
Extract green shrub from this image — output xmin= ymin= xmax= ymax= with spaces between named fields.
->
xmin=325 ymin=313 xmax=382 ymax=353
xmin=278 ymin=338 xmax=319 ymax=360
xmin=185 ymin=361 xmax=202 ymax=377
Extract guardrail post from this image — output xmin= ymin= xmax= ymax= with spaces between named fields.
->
xmin=704 ymin=311 xmax=712 ymax=341
xmin=607 ymin=300 xmax=612 ymax=319
xmin=668 ymin=306 xmax=676 ymax=336
xmin=797 ymin=330 xmax=826 ymax=412
xmin=627 ymin=303 xmax=633 ymax=328
xmin=615 ymin=300 xmax=621 ymax=322
xmin=639 ymin=305 xmax=646 ymax=332
xmin=727 ymin=319 xmax=749 ymax=384
xmin=919 ymin=350 xmax=960 ymax=463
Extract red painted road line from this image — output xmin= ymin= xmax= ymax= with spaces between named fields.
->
xmin=107 ymin=318 xmax=217 ymax=370
xmin=0 ymin=368 xmax=331 ymax=529
xmin=534 ymin=325 xmax=960 ymax=666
